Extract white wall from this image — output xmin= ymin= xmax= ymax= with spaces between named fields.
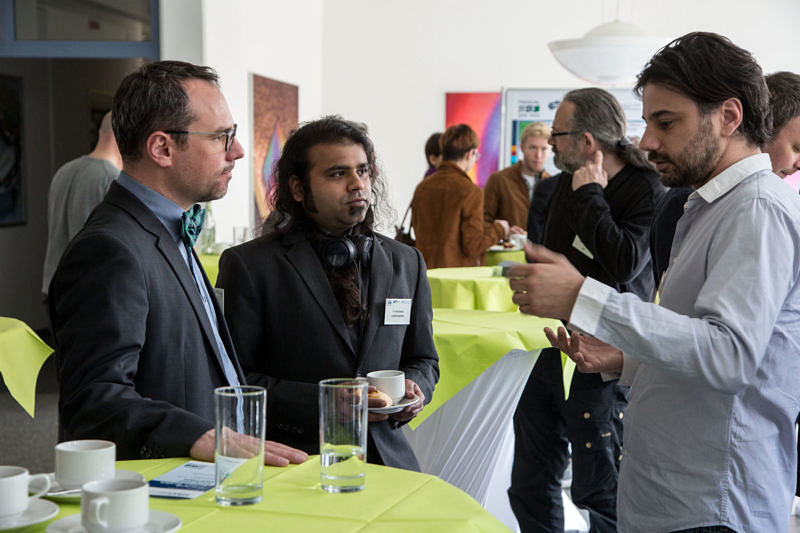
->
xmin=320 ymin=0 xmax=800 ymax=231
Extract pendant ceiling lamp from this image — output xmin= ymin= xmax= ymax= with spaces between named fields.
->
xmin=548 ymin=20 xmax=666 ymax=87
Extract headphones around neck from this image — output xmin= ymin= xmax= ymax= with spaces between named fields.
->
xmin=316 ymin=234 xmax=373 ymax=268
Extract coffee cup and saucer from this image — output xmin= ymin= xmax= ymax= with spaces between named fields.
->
xmin=43 ymin=440 xmax=145 ymax=503
xmin=0 ymin=465 xmax=59 ymax=531
xmin=366 ymin=370 xmax=420 ymax=414
xmin=46 ymin=478 xmax=182 ymax=533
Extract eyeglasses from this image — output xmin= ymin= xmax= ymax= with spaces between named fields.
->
xmin=164 ymin=124 xmax=238 ymax=152
xmin=473 ymin=148 xmax=482 ymax=160
xmin=550 ymin=130 xmax=582 ymax=138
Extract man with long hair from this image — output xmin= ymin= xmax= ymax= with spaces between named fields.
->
xmin=216 ymin=116 xmax=439 ymax=470
xmin=509 ymin=87 xmax=663 ymax=533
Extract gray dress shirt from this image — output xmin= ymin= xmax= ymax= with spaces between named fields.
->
xmin=570 ymin=154 xmax=800 ymax=532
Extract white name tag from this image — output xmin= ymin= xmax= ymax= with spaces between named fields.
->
xmin=385 ymin=298 xmax=412 ymax=325
xmin=572 ymin=235 xmax=594 ymax=259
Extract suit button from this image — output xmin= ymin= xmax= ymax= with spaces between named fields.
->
xmin=585 ymin=442 xmax=592 ymax=449
xmin=583 ymin=412 xmax=590 ymax=419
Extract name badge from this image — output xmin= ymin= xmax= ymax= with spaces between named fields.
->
xmin=572 ymin=235 xmax=594 ymax=259
xmin=385 ymin=298 xmax=412 ymax=325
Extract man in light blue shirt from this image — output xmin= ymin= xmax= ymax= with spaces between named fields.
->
xmin=506 ymin=32 xmax=800 ymax=532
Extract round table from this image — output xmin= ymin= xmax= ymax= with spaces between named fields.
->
xmin=427 ymin=266 xmax=517 ymax=312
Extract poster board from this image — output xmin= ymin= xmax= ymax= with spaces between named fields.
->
xmin=445 ymin=92 xmax=501 ymax=187
xmin=501 ymin=88 xmax=646 ymax=175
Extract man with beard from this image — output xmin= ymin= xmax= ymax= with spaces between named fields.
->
xmin=215 ymin=116 xmax=439 ymax=470
xmin=509 ymin=32 xmax=800 ymax=532
xmin=508 ymin=88 xmax=663 ymax=533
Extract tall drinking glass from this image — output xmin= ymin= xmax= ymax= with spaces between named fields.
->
xmin=319 ymin=377 xmax=368 ymax=493
xmin=214 ymin=385 xmax=265 ymax=506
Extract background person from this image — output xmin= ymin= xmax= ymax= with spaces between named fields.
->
xmin=484 ymin=121 xmax=551 ymax=231
xmin=41 ymin=111 xmax=121 ymax=300
xmin=411 ymin=124 xmax=509 ymax=268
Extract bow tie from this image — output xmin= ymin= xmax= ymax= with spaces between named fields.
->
xmin=180 ymin=204 xmax=206 ymax=249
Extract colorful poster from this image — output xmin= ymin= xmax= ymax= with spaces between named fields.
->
xmin=251 ymin=74 xmax=298 ymax=234
xmin=445 ymin=92 xmax=501 ymax=187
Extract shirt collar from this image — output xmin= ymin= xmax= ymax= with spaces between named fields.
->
xmin=116 ymin=172 xmax=185 ymax=244
xmin=695 ymin=153 xmax=771 ymax=203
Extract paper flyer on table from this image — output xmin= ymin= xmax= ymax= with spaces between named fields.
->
xmin=148 ymin=460 xmax=216 ymax=499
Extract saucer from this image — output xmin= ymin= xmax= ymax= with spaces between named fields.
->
xmin=42 ymin=470 xmax=146 ymax=503
xmin=488 ymin=244 xmax=522 ymax=252
xmin=0 ymin=498 xmax=59 ymax=531
xmin=369 ymin=396 xmax=420 ymax=414
xmin=46 ymin=509 xmax=181 ymax=533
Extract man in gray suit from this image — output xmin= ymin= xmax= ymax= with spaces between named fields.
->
xmin=49 ymin=61 xmax=307 ymax=465
xmin=216 ymin=116 xmax=440 ymax=470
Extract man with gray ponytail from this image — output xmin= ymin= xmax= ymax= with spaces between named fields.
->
xmin=509 ymin=88 xmax=663 ymax=533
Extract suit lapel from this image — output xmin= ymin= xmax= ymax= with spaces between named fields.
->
xmin=284 ymin=232 xmax=355 ymax=354
xmin=357 ymin=237 xmax=393 ymax=365
xmin=106 ymin=182 xmax=236 ymax=381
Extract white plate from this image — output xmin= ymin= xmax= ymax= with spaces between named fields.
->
xmin=368 ymin=396 xmax=420 ymax=414
xmin=488 ymin=244 xmax=522 ymax=252
xmin=42 ymin=470 xmax=146 ymax=503
xmin=0 ymin=498 xmax=59 ymax=531
xmin=46 ymin=509 xmax=181 ymax=533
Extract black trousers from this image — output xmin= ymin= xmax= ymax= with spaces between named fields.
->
xmin=509 ymin=348 xmax=628 ymax=533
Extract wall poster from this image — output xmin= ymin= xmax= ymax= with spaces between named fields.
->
xmin=251 ymin=74 xmax=298 ymax=235
xmin=445 ymin=92 xmax=501 ymax=187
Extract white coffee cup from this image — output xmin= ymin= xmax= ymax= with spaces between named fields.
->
xmin=0 ymin=466 xmax=51 ymax=520
xmin=510 ymin=233 xmax=527 ymax=249
xmin=81 ymin=478 xmax=149 ymax=533
xmin=367 ymin=370 xmax=406 ymax=405
xmin=55 ymin=440 xmax=116 ymax=490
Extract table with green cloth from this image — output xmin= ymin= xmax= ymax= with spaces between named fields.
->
xmin=403 ymin=308 xmax=566 ymax=531
xmin=485 ymin=248 xmax=526 ymax=266
xmin=198 ymin=254 xmax=221 ymax=286
xmin=0 ymin=317 xmax=53 ymax=417
xmin=33 ymin=457 xmax=508 ymax=532
xmin=427 ymin=266 xmax=519 ymax=312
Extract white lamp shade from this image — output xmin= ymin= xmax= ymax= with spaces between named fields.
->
xmin=548 ymin=21 xmax=667 ymax=86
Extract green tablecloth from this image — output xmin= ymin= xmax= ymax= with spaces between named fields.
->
xmin=427 ymin=266 xmax=518 ymax=312
xmin=0 ymin=317 xmax=52 ymax=417
xmin=39 ymin=458 xmax=509 ymax=532
xmin=410 ymin=308 xmax=563 ymax=429
xmin=198 ymin=254 xmax=221 ymax=286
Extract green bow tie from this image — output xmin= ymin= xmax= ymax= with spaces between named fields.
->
xmin=180 ymin=204 xmax=206 ymax=249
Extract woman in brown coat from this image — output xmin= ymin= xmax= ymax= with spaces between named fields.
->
xmin=411 ymin=124 xmax=509 ymax=269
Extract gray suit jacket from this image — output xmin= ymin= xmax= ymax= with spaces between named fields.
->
xmin=216 ymin=230 xmax=439 ymax=470
xmin=50 ymin=181 xmax=245 ymax=459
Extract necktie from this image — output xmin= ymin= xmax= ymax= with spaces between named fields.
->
xmin=180 ymin=204 xmax=206 ymax=249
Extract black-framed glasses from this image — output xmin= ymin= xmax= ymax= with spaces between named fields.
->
xmin=164 ymin=124 xmax=238 ymax=152
xmin=550 ymin=130 xmax=582 ymax=138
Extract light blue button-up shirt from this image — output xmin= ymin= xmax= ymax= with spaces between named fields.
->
xmin=116 ymin=173 xmax=241 ymax=390
xmin=570 ymin=154 xmax=800 ymax=532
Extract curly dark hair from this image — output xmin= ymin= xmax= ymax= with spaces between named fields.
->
xmin=267 ymin=115 xmax=390 ymax=236
xmin=635 ymin=32 xmax=771 ymax=148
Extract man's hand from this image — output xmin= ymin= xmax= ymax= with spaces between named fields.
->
xmin=544 ymin=326 xmax=624 ymax=374
xmin=506 ymin=243 xmax=585 ymax=320
xmin=390 ymin=379 xmax=424 ymax=422
xmin=572 ymin=150 xmax=607 ymax=191
xmin=509 ymin=225 xmax=526 ymax=235
xmin=189 ymin=428 xmax=309 ymax=467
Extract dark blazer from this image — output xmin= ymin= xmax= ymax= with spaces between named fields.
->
xmin=216 ymin=230 xmax=440 ymax=471
xmin=49 ymin=181 xmax=245 ymax=460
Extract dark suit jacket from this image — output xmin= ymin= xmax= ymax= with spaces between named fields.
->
xmin=526 ymin=173 xmax=560 ymax=245
xmin=216 ymin=230 xmax=440 ymax=470
xmin=49 ymin=181 xmax=245 ymax=460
